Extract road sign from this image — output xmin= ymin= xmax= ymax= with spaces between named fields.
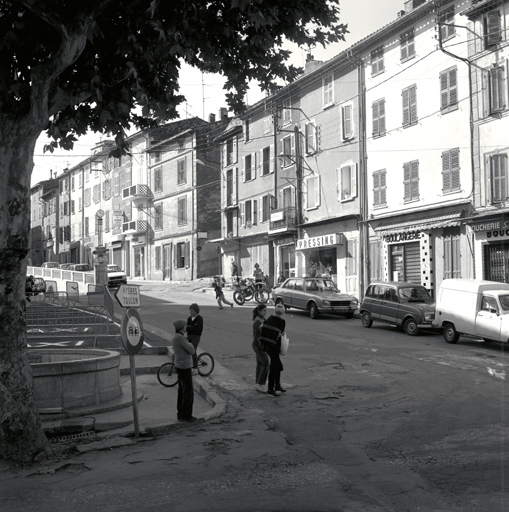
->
xmin=115 ymin=284 xmax=141 ymax=308
xmin=121 ymin=308 xmax=145 ymax=355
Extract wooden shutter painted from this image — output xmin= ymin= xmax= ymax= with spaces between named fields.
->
xmin=372 ymin=102 xmax=379 ymax=136
xmin=373 ymin=172 xmax=380 ymax=206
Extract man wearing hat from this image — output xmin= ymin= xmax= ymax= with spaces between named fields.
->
xmin=171 ymin=319 xmax=196 ymax=422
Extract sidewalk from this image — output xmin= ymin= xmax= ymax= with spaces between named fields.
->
xmin=40 ymin=349 xmax=226 ymax=444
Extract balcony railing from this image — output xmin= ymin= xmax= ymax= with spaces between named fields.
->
xmin=122 ymin=184 xmax=152 ymax=202
xmin=122 ymin=220 xmax=148 ymax=234
xmin=269 ymin=206 xmax=298 ymax=234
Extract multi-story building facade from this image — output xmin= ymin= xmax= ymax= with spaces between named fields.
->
xmin=29 ymin=179 xmax=59 ymax=266
xmin=462 ymin=0 xmax=509 ymax=282
xmin=358 ymin=0 xmax=475 ymax=297
xmin=146 ymin=117 xmax=223 ymax=281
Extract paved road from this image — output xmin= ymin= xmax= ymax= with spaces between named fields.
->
xmin=4 ymin=281 xmax=508 ymax=511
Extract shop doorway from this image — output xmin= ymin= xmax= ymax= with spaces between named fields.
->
xmin=280 ymin=246 xmax=295 ymax=279
xmin=484 ymin=243 xmax=509 ymax=283
xmin=134 ymin=246 xmax=145 ymax=278
xmin=163 ymin=244 xmax=172 ymax=280
xmin=389 ymin=243 xmax=420 ymax=283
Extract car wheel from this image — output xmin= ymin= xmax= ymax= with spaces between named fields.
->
xmin=403 ymin=317 xmax=420 ymax=336
xmin=345 ymin=312 xmax=354 ymax=319
xmin=443 ymin=323 xmax=459 ymax=344
xmin=361 ymin=312 xmax=373 ymax=328
xmin=309 ymin=302 xmax=319 ymax=319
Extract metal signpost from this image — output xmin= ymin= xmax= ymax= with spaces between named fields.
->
xmin=118 ymin=289 xmax=144 ymax=437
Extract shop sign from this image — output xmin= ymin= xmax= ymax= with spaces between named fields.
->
xmin=275 ymin=236 xmax=295 ymax=246
xmin=131 ymin=235 xmax=146 ymax=245
xmin=296 ymin=233 xmax=343 ymax=250
xmin=486 ymin=230 xmax=509 ymax=239
xmin=469 ymin=217 xmax=509 ymax=233
xmin=383 ymin=232 xmax=421 ymax=243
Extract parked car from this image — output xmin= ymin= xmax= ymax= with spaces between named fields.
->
xmin=33 ymin=277 xmax=47 ymax=295
xmin=59 ymin=263 xmax=72 ymax=270
xmin=41 ymin=262 xmax=59 ymax=269
xmin=271 ymin=277 xmax=358 ymax=319
xmin=107 ymin=264 xmax=127 ymax=288
xmin=360 ymin=281 xmax=435 ymax=336
xmin=433 ymin=279 xmax=509 ymax=344
xmin=68 ymin=263 xmax=93 ymax=272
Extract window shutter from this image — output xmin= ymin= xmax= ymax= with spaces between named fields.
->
xmin=270 ymin=144 xmax=274 ymax=174
xmin=380 ymin=171 xmax=387 ymax=205
xmin=402 ymin=89 xmax=410 ymax=126
xmin=253 ymin=199 xmax=258 ymax=225
xmin=373 ymin=172 xmax=380 ymax=206
xmin=451 ymin=149 xmax=460 ymax=190
xmin=315 ymin=175 xmax=321 ymax=207
xmin=440 ymin=71 xmax=449 ymax=110
xmin=240 ymin=202 xmax=245 ymax=226
xmin=252 ymin=152 xmax=257 ymax=179
xmin=444 ymin=236 xmax=452 ymax=279
xmin=232 ymin=137 xmax=238 ymax=164
xmin=222 ymin=142 xmax=227 ymax=168
xmin=232 ymin=167 xmax=237 ymax=204
xmin=442 ymin=151 xmax=450 ymax=192
xmin=410 ymin=86 xmax=417 ymax=124
xmin=184 ymin=241 xmax=190 ymax=268
xmin=351 ymin=164 xmax=357 ymax=198
xmin=482 ymin=69 xmax=490 ymax=117
xmin=452 ymin=235 xmax=461 ymax=278
xmin=486 ymin=11 xmax=502 ymax=46
xmin=449 ymin=68 xmax=457 ymax=107
xmin=411 ymin=161 xmax=419 ymax=199
xmin=336 ymin=168 xmax=341 ymax=201
xmin=242 ymin=156 xmax=246 ymax=182
xmin=372 ymin=102 xmax=379 ymax=136
xmin=490 ymin=67 xmax=505 ymax=112
xmin=404 ymin=162 xmax=411 ymax=200
xmin=342 ymin=105 xmax=353 ymax=139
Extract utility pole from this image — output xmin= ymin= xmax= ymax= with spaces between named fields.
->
xmin=294 ymin=124 xmax=303 ymax=278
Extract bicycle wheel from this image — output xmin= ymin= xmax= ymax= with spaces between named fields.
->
xmin=157 ymin=362 xmax=178 ymax=387
xmin=254 ymin=288 xmax=270 ymax=304
xmin=197 ymin=352 xmax=215 ymax=377
xmin=233 ymin=290 xmax=246 ymax=305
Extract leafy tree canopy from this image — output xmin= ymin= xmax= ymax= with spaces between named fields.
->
xmin=0 ymin=0 xmax=347 ymax=153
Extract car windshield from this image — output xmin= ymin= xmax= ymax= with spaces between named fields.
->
xmin=108 ymin=266 xmax=121 ymax=272
xmin=305 ymin=279 xmax=338 ymax=292
xmin=398 ymin=287 xmax=430 ymax=301
xmin=498 ymin=295 xmax=509 ymax=312
xmin=75 ymin=265 xmax=91 ymax=271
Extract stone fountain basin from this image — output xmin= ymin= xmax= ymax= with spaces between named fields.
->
xmin=29 ymin=348 xmax=122 ymax=411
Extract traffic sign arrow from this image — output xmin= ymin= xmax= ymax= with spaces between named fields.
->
xmin=115 ymin=284 xmax=141 ymax=308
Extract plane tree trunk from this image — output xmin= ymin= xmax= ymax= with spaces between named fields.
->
xmin=0 ymin=118 xmax=49 ymax=461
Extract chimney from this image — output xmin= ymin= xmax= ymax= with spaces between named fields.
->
xmin=219 ymin=107 xmax=228 ymax=120
xmin=209 ymin=113 xmax=216 ymax=123
xmin=397 ymin=10 xmax=405 ymax=17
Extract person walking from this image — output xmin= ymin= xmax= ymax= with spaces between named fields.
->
xmin=187 ymin=303 xmax=203 ymax=375
xmin=252 ymin=304 xmax=269 ymax=393
xmin=171 ymin=319 xmax=196 ymax=422
xmin=212 ymin=280 xmax=233 ymax=309
xmin=259 ymin=303 xmax=287 ymax=396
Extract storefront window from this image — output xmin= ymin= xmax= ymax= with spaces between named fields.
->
xmin=305 ymin=248 xmax=337 ymax=277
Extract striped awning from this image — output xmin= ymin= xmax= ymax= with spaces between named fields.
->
xmin=374 ymin=210 xmax=465 ymax=236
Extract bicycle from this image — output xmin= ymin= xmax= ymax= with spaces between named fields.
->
xmin=157 ymin=352 xmax=215 ymax=387
xmin=232 ymin=277 xmax=270 ymax=306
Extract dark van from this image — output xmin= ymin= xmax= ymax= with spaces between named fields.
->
xmin=360 ymin=281 xmax=436 ymax=336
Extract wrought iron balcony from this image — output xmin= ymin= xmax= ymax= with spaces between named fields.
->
xmin=122 ymin=184 xmax=152 ymax=204
xmin=269 ymin=207 xmax=298 ymax=234
xmin=122 ymin=220 xmax=149 ymax=234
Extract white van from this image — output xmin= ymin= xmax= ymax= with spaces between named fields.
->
xmin=433 ymin=279 xmax=509 ymax=344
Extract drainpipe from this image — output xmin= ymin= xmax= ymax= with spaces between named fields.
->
xmin=295 ymin=124 xmax=303 ymax=278
xmin=358 ymin=61 xmax=368 ymax=301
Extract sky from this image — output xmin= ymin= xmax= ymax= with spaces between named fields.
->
xmin=31 ymin=0 xmax=404 ymax=186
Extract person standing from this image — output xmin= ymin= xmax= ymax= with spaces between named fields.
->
xmin=260 ymin=303 xmax=287 ymax=396
xmin=187 ymin=303 xmax=203 ymax=375
xmin=212 ymin=280 xmax=233 ymax=309
xmin=253 ymin=262 xmax=264 ymax=283
xmin=171 ymin=319 xmax=196 ymax=422
xmin=252 ymin=304 xmax=269 ymax=393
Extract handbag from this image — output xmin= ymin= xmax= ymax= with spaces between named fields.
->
xmin=280 ymin=332 xmax=289 ymax=356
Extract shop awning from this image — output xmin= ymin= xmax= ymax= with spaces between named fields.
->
xmin=374 ymin=210 xmax=465 ymax=236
